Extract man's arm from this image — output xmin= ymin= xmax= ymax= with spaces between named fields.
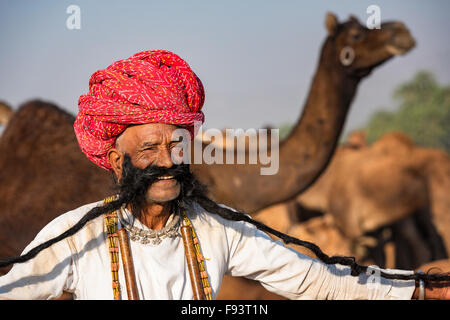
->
xmin=224 ymin=217 xmax=416 ymax=300
xmin=411 ymin=284 xmax=450 ymax=300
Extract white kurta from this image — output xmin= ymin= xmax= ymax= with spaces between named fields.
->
xmin=0 ymin=200 xmax=415 ymax=300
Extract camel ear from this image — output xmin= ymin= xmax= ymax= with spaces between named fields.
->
xmin=325 ymin=12 xmax=339 ymax=36
xmin=348 ymin=15 xmax=361 ymax=24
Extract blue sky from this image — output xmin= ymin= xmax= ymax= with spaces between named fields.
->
xmin=0 ymin=0 xmax=449 ymax=135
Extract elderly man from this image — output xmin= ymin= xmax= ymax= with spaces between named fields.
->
xmin=0 ymin=50 xmax=448 ymax=300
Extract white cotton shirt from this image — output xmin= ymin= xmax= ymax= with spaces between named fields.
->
xmin=0 ymin=200 xmax=416 ymax=300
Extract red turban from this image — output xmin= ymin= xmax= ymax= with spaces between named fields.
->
xmin=74 ymin=50 xmax=205 ymax=171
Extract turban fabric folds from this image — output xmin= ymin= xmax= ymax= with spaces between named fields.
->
xmin=74 ymin=50 xmax=205 ymax=171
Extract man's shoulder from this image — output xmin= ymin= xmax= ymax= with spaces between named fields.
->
xmin=56 ymin=199 xmax=106 ymax=224
xmin=185 ymin=200 xmax=252 ymax=234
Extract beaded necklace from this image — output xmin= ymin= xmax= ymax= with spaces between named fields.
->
xmin=103 ymin=197 xmax=212 ymax=300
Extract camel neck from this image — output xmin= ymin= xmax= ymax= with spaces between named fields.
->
xmin=255 ymin=40 xmax=363 ymax=211
xmin=282 ymin=40 xmax=360 ymax=154
xmin=192 ymin=38 xmax=365 ymax=213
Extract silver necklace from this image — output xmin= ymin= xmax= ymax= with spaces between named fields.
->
xmin=120 ymin=210 xmax=181 ymax=246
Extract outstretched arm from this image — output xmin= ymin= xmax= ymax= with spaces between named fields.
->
xmin=224 ymin=217 xmax=417 ymax=300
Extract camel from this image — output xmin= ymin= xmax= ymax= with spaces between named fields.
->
xmin=0 ymin=12 xmax=415 ymax=281
xmin=0 ymin=101 xmax=113 ymax=271
xmin=294 ymin=131 xmax=449 ymax=269
xmin=218 ymin=139 xmax=450 ymax=299
xmin=217 ymin=131 xmax=450 ymax=299
xmin=216 ymin=12 xmax=421 ymax=298
xmin=192 ymin=13 xmax=416 ymax=214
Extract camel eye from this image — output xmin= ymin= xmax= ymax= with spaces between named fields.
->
xmin=349 ymin=29 xmax=363 ymax=42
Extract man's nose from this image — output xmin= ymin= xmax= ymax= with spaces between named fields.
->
xmin=155 ymin=146 xmax=174 ymax=168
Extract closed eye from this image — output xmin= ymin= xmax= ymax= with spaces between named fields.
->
xmin=138 ymin=144 xmax=157 ymax=153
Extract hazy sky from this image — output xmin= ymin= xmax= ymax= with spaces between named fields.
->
xmin=1 ymin=0 xmax=449 ymax=135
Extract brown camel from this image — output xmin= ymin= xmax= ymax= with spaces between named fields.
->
xmin=192 ymin=12 xmax=416 ymax=214
xmin=294 ymin=131 xmax=449 ymax=269
xmin=217 ymin=132 xmax=450 ymax=299
xmin=0 ymin=12 xmax=414 ymax=279
xmin=218 ymin=131 xmax=450 ymax=299
xmin=0 ymin=101 xmax=113 ymax=270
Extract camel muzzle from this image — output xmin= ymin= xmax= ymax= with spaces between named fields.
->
xmin=382 ymin=22 xmax=416 ymax=55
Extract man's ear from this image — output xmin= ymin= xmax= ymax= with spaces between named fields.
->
xmin=107 ymin=148 xmax=124 ymax=182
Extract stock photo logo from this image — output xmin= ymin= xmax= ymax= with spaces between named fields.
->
xmin=66 ymin=4 xmax=81 ymax=30
xmin=171 ymin=122 xmax=280 ymax=176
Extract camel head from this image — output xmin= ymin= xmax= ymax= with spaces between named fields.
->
xmin=344 ymin=130 xmax=367 ymax=149
xmin=325 ymin=12 xmax=416 ymax=78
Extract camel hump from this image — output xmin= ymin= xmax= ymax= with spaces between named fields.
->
xmin=371 ymin=131 xmax=415 ymax=154
xmin=0 ymin=100 xmax=77 ymax=159
xmin=4 ymin=100 xmax=75 ymax=136
xmin=14 ymin=100 xmax=75 ymax=122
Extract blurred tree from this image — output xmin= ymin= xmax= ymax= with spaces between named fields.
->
xmin=364 ymin=71 xmax=450 ymax=152
xmin=278 ymin=71 xmax=449 ymax=150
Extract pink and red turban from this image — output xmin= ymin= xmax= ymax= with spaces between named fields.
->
xmin=74 ymin=50 xmax=205 ymax=171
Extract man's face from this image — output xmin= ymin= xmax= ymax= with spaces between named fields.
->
xmin=109 ymin=123 xmax=183 ymax=204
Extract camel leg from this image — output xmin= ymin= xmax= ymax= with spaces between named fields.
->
xmin=384 ymin=242 xmax=396 ymax=269
xmin=413 ymin=208 xmax=448 ymax=261
xmin=288 ymin=202 xmax=324 ymax=224
xmin=392 ymin=215 xmax=431 ymax=269
xmin=359 ymin=227 xmax=392 ymax=268
xmin=363 ymin=241 xmax=386 ymax=267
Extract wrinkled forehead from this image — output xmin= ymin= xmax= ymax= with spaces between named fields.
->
xmin=116 ymin=123 xmax=183 ymax=150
